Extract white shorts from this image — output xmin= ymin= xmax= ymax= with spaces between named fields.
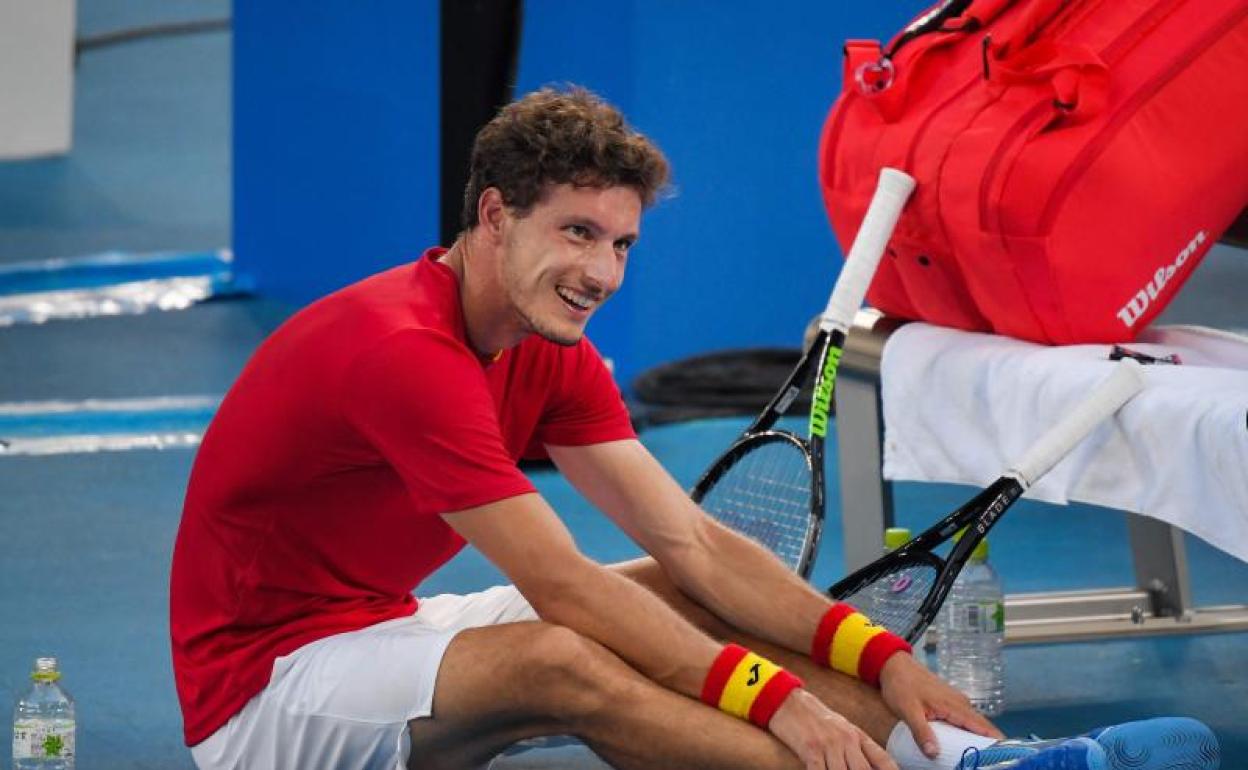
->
xmin=190 ymin=585 xmax=538 ymax=770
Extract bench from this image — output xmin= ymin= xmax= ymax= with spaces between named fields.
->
xmin=833 ymin=216 xmax=1248 ymax=644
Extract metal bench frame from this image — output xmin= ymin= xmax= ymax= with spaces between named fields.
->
xmin=835 ymin=309 xmax=1248 ymax=644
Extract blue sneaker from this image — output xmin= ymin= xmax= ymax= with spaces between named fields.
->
xmin=956 ymin=717 xmax=1220 ymax=770
xmin=1084 ymin=718 xmax=1220 ymax=770
xmin=956 ymin=735 xmax=1104 ymax=770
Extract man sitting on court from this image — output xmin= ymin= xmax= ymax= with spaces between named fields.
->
xmin=170 ymin=87 xmax=1219 ymax=770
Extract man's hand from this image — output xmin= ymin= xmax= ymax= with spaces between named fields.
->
xmin=769 ymin=689 xmax=898 ymax=770
xmin=878 ymin=654 xmax=1004 ymax=758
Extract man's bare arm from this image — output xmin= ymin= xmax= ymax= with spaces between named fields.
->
xmin=547 ymin=439 xmax=832 ymax=653
xmin=548 ymin=438 xmax=1002 ymax=752
xmin=441 ymin=492 xmax=722 ymax=696
xmin=441 ymin=488 xmax=902 ymax=769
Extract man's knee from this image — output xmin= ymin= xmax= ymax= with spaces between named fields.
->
xmin=520 ymin=624 xmax=636 ymax=724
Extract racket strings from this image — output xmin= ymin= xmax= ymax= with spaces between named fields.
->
xmin=699 ymin=441 xmax=814 ymax=571
xmin=838 ymin=563 xmax=939 ymax=639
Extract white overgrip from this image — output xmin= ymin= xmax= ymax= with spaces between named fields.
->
xmin=821 ymin=167 xmax=916 ymax=333
xmin=1008 ymin=358 xmax=1146 ymax=488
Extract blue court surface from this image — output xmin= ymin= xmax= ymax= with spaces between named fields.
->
xmin=1 ymin=4 xmax=1245 ymax=769
xmin=3 ymin=381 xmax=1247 ymax=769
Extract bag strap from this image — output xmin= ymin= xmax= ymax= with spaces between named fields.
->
xmin=845 ymin=0 xmax=1108 ymax=124
xmin=988 ymin=38 xmax=1110 ymax=121
xmin=886 ymin=0 xmax=1017 ymax=57
xmin=844 ymin=0 xmax=1019 ymax=121
xmin=991 ymin=0 xmax=1070 ymax=57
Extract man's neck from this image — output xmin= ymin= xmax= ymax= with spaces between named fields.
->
xmin=441 ymin=234 xmax=526 ymax=361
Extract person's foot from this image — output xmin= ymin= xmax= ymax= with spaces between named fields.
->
xmin=956 ymin=734 xmax=1103 ymax=770
xmin=955 ymin=717 xmax=1220 ymax=769
xmin=1084 ymin=718 xmax=1219 ymax=770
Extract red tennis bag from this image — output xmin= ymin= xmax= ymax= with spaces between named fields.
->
xmin=820 ymin=0 xmax=1248 ymax=344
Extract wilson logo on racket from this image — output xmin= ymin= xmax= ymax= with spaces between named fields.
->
xmin=809 ymin=348 xmax=843 ymax=438
xmin=690 ymin=168 xmax=915 ymax=582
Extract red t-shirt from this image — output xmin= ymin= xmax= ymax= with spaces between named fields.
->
xmin=170 ymin=248 xmax=635 ymax=745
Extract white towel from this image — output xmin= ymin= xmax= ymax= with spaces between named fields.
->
xmin=880 ymin=323 xmax=1248 ymax=563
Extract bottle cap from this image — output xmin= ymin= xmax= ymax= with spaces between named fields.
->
xmin=952 ymin=528 xmax=989 ymax=561
xmin=972 ymin=538 xmax=989 ymax=562
xmin=884 ymin=527 xmax=911 ymax=551
xmin=32 ymin=657 xmax=61 ymax=683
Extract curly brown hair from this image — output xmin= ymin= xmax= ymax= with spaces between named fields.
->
xmin=461 ymin=86 xmax=670 ymax=231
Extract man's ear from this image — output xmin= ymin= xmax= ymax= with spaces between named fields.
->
xmin=478 ymin=187 xmax=508 ymax=242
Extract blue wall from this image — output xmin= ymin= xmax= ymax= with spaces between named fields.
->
xmin=233 ymin=2 xmax=439 ymax=301
xmin=514 ymin=1 xmax=918 ymax=386
xmin=233 ymin=1 xmax=918 ymax=387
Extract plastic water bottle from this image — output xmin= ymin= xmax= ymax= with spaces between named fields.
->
xmin=937 ymin=538 xmax=1005 ymax=716
xmin=12 ymin=657 xmax=75 ymax=769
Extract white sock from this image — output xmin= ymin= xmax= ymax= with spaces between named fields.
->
xmin=886 ymin=721 xmax=998 ymax=770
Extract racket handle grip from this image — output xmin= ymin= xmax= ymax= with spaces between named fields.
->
xmin=1008 ymin=358 xmax=1146 ymax=487
xmin=822 ymin=167 xmax=916 ymax=333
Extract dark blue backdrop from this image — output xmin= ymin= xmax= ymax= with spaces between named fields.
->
xmin=232 ymin=3 xmax=440 ymax=302
xmin=233 ymin=1 xmax=919 ymax=388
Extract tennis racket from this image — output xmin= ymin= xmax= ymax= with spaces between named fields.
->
xmin=826 ymin=358 xmax=1147 ymax=642
xmin=691 ymin=168 xmax=916 ymax=578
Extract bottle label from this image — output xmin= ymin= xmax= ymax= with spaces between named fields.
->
xmin=949 ymin=600 xmax=1005 ymax=633
xmin=12 ymin=719 xmax=75 ymax=760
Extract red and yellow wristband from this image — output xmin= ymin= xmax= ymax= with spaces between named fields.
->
xmin=701 ymin=644 xmax=803 ymax=728
xmin=811 ymin=603 xmax=911 ymax=686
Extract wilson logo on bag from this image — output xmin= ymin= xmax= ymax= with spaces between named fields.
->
xmin=1117 ymin=230 xmax=1207 ymax=329
xmin=820 ymin=0 xmax=1248 ymax=344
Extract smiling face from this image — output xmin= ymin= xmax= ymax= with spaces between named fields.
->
xmin=495 ymin=183 xmax=641 ymax=346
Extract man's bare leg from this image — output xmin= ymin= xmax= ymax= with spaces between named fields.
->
xmin=611 ymin=557 xmax=902 ymax=746
xmin=408 ymin=621 xmax=805 ymax=770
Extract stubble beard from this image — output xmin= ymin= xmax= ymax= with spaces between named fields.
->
xmin=504 ymin=274 xmax=584 ymax=348
xmin=518 ymin=302 xmax=583 ymax=347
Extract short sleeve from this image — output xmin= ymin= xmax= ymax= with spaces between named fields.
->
xmin=528 ymin=337 xmax=637 ymax=454
xmin=342 ymin=330 xmax=536 ymax=514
